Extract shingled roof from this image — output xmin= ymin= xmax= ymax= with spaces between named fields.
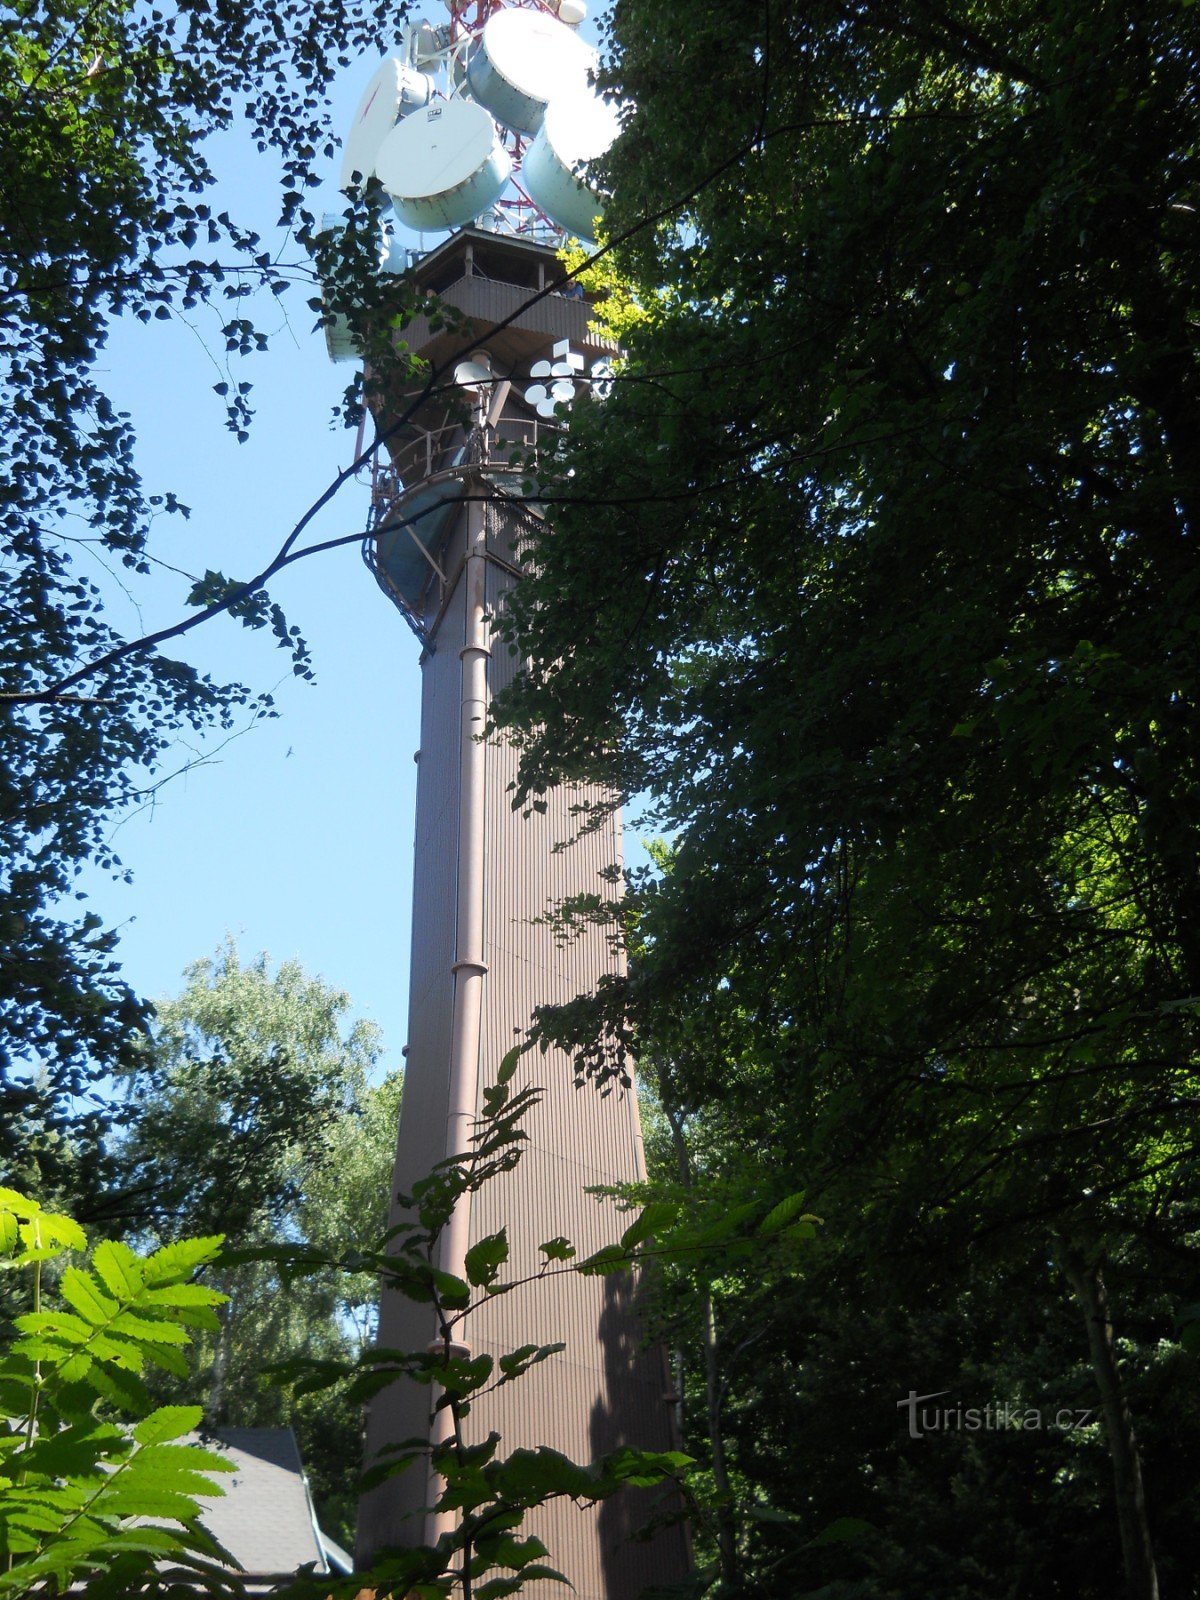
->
xmin=191 ymin=1426 xmax=349 ymax=1580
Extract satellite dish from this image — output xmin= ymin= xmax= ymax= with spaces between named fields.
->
xmin=454 ymin=355 xmax=494 ymax=390
xmin=324 ymin=313 xmax=359 ymax=364
xmin=524 ymin=339 xmax=584 ymax=417
xmin=316 ymin=212 xmax=407 ymax=362
xmin=557 ymin=0 xmax=587 ymax=23
xmin=378 ymin=222 xmax=407 ymax=274
xmin=408 ymin=20 xmax=446 ymax=69
xmin=465 ymin=8 xmax=595 ymax=137
xmin=522 ymin=92 xmax=621 ymax=241
xmin=340 ymin=57 xmax=434 ymax=193
xmin=375 ymin=98 xmax=510 ymax=232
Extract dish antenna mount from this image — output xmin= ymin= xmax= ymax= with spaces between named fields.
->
xmin=333 ymin=0 xmax=621 ymax=256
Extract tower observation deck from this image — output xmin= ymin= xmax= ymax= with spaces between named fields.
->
xmin=356 ymin=228 xmax=690 ymax=1599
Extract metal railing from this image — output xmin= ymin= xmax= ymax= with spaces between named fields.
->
xmin=368 ymin=415 xmax=561 ymax=530
xmin=486 ymin=415 xmax=558 ymax=466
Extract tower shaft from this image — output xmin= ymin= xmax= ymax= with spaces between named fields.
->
xmin=357 ymin=230 xmax=688 ymax=1599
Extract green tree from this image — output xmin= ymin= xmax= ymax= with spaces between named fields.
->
xmin=114 ymin=943 xmax=400 ymax=1543
xmin=0 ymin=0 xmax=428 ymax=1207
xmin=490 ymin=4 xmax=1200 ymax=1596
xmin=632 ymin=1025 xmax=1200 ymax=1599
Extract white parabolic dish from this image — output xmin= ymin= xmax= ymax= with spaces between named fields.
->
xmin=340 ymin=58 xmax=405 ymax=192
xmin=318 ymin=213 xmax=406 ymax=363
xmin=466 ymin=8 xmax=595 ymax=137
xmin=375 ymin=98 xmax=511 ymax=231
xmin=523 ymin=92 xmax=621 ymax=240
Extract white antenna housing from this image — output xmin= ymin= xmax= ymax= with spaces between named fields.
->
xmin=465 ymin=8 xmax=595 ymax=137
xmin=340 ymin=57 xmax=435 ymax=193
xmin=375 ymin=98 xmax=510 ymax=231
xmin=523 ymin=92 xmax=620 ymax=240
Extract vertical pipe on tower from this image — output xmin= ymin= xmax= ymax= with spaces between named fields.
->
xmin=424 ymin=487 xmax=490 ymax=1545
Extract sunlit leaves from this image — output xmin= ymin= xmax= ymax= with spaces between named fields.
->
xmin=0 ymin=1190 xmax=234 ymax=1596
xmin=248 ymin=1065 xmax=694 ymax=1597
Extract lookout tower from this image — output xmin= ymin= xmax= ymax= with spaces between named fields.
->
xmin=354 ymin=228 xmax=688 ymax=1597
xmin=327 ymin=1 xmax=689 ymax=1587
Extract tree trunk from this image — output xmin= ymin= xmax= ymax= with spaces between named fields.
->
xmin=1061 ymin=1247 xmax=1159 ymax=1600
xmin=661 ymin=1085 xmax=740 ymax=1588
xmin=702 ymin=1289 xmax=740 ymax=1587
xmin=205 ymin=1284 xmax=233 ymax=1427
xmin=672 ymin=1345 xmax=686 ymax=1438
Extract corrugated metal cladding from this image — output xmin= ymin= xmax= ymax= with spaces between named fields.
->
xmin=358 ymin=563 xmax=464 ymax=1550
xmin=359 ymin=493 xmax=688 ymax=1596
xmin=467 ymin=536 xmax=685 ymax=1600
xmin=399 ymin=276 xmax=615 ymax=358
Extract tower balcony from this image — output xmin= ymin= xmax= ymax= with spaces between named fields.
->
xmin=363 ymin=412 xmax=560 ymax=645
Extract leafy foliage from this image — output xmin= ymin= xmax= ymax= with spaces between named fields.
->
xmin=490 ymin=1 xmax=1200 ymax=1594
xmin=0 ymin=0 xmax=429 ymax=1206
xmin=0 ymin=1187 xmax=236 ymax=1598
xmin=117 ymin=943 xmax=386 ymax=1239
xmin=263 ymin=1050 xmax=693 ymax=1599
xmin=112 ymin=943 xmax=399 ymax=1543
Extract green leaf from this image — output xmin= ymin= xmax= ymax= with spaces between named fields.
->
xmin=474 ymin=1532 xmax=550 ymax=1571
xmin=107 ymin=1310 xmax=190 ymax=1345
xmin=758 ymin=1192 xmax=810 ymax=1235
xmin=21 ymin=1210 xmax=87 ymax=1257
xmin=689 ymin=1201 xmax=761 ymax=1246
xmin=143 ymin=1236 xmax=225 ymax=1285
xmin=496 ymin=1045 xmax=523 ymax=1085
xmin=0 ymin=1190 xmax=41 ymax=1220
xmin=465 ymin=1230 xmax=509 ymax=1288
xmin=15 ymin=1309 xmax=93 ymax=1345
xmin=576 ymin=1244 xmax=629 ymax=1276
xmin=96 ymin=1486 xmax=209 ymax=1521
xmin=58 ymin=1268 xmax=119 ymax=1326
xmin=431 ymin=1353 xmax=494 ymax=1396
xmin=808 ymin=1516 xmax=874 ymax=1547
xmin=431 ymin=1269 xmax=471 ymax=1308
xmin=91 ymin=1240 xmax=144 ymax=1301
xmin=603 ymin=1447 xmax=693 ymax=1487
xmin=540 ymin=1236 xmax=576 ymax=1261
xmin=498 ymin=1342 xmax=565 ymax=1378
xmin=22 ymin=1426 xmax=123 ymax=1479
xmin=86 ymin=1364 xmax=151 ymax=1414
xmin=782 ymin=1219 xmax=818 ymax=1243
xmin=137 ymin=1341 xmax=190 ymax=1379
xmin=481 ymin=1083 xmax=510 ymax=1118
xmin=140 ymin=1283 xmax=225 ymax=1311
xmin=492 ymin=1446 xmax=599 ymax=1502
xmin=620 ymin=1201 xmax=679 ymax=1251
xmin=133 ymin=1406 xmax=205 ymax=1445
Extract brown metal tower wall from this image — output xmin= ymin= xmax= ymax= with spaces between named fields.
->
xmin=357 ymin=231 xmax=688 ymax=1599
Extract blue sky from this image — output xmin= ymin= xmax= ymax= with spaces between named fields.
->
xmin=75 ymin=86 xmax=423 ymax=1070
xmin=72 ymin=17 xmax=625 ymax=1077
